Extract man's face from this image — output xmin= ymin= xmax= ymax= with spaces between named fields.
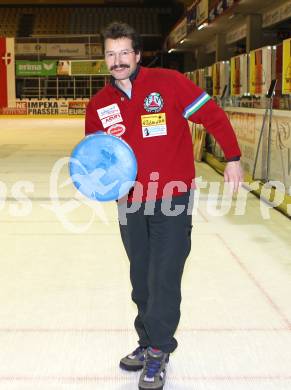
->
xmin=104 ymin=37 xmax=140 ymax=81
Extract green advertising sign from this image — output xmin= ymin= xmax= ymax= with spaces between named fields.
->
xmin=70 ymin=60 xmax=109 ymax=75
xmin=16 ymin=60 xmax=57 ymax=76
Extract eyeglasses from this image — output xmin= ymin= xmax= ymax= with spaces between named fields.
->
xmin=105 ymin=49 xmax=135 ymax=60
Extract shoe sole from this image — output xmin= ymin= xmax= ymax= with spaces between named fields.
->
xmin=119 ymin=361 xmax=144 ymax=371
xmin=138 ymin=386 xmax=163 ymax=390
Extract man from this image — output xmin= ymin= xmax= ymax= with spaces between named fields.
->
xmin=85 ymin=21 xmax=243 ymax=390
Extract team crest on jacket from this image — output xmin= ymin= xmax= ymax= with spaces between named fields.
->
xmin=144 ymin=92 xmax=163 ymax=113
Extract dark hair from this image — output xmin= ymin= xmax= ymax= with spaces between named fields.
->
xmin=102 ymin=21 xmax=142 ymax=54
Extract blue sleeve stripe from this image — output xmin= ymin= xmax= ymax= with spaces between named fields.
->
xmin=183 ymin=92 xmax=211 ymax=119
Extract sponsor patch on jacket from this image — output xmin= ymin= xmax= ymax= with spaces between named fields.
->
xmin=107 ymin=123 xmax=126 ymax=137
xmin=144 ymin=92 xmax=164 ymax=113
xmin=141 ymin=113 xmax=167 ymax=138
xmin=101 ymin=113 xmax=123 ymax=128
xmin=97 ymin=103 xmax=120 ymax=120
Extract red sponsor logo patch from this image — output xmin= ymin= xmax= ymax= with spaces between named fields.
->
xmin=107 ymin=123 xmax=126 ymax=137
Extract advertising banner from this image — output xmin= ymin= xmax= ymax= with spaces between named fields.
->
xmin=58 ymin=100 xmax=69 ymax=115
xmin=230 ymin=56 xmax=239 ymax=96
xmin=282 ymin=38 xmax=291 ymax=95
xmin=15 ymin=43 xmax=47 ymax=55
xmin=68 ymin=100 xmax=88 ymax=115
xmin=203 ymin=67 xmax=212 ymax=92
xmin=209 ymin=0 xmax=238 ymax=22
xmin=205 ymin=65 xmax=212 ymax=77
xmin=212 ymin=61 xmax=229 ymax=96
xmin=15 ymin=43 xmax=101 ymax=57
xmin=226 ymin=24 xmax=247 ymax=45
xmin=209 ymin=0 xmax=217 ymax=22
xmin=0 ymin=37 xmax=16 ymax=108
xmin=189 ymin=122 xmax=205 ymax=162
xmin=193 ymin=68 xmax=204 ymax=88
xmin=186 ymin=1 xmax=198 ymax=33
xmin=230 ymin=54 xmax=248 ymax=96
xmin=85 ymin=43 xmax=102 ymax=57
xmin=57 ymin=60 xmax=70 ymax=76
xmin=220 ymin=61 xmax=230 ymax=95
xmin=70 ymin=60 xmax=109 ymax=76
xmin=0 ymin=107 xmax=27 ymax=115
xmin=274 ymin=44 xmax=283 ymax=108
xmin=16 ymin=60 xmax=57 ymax=76
xmin=27 ymin=100 xmax=61 ymax=115
xmin=46 ymin=43 xmax=86 ymax=57
xmin=209 ymin=108 xmax=291 ymax=189
xmin=198 ymin=69 xmax=205 ymax=89
xmin=168 ymin=18 xmax=187 ymax=48
xmin=212 ymin=62 xmax=220 ymax=96
xmin=185 ymin=72 xmax=192 ymax=81
xmin=263 ymin=1 xmax=291 ymax=28
xmin=0 ymin=101 xmax=28 ymax=115
xmin=193 ymin=69 xmax=200 ymax=86
xmin=0 ymin=99 xmax=90 ymax=115
xmin=249 ymin=47 xmax=272 ymax=96
xmin=196 ymin=0 xmax=208 ymax=26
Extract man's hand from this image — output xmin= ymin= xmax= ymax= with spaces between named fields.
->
xmin=224 ymin=160 xmax=244 ymax=194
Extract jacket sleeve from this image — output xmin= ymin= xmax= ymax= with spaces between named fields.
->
xmin=174 ymin=71 xmax=241 ymax=161
xmin=85 ymin=99 xmax=104 ymax=136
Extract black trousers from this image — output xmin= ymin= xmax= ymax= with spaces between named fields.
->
xmin=118 ymin=191 xmax=193 ymax=353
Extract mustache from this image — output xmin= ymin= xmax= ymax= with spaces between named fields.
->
xmin=110 ymin=64 xmax=130 ymax=71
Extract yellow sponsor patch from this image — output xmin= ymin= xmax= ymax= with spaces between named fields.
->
xmin=141 ymin=113 xmax=167 ymax=138
xmin=141 ymin=113 xmax=166 ymax=126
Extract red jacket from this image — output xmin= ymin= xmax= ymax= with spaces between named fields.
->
xmin=85 ymin=66 xmax=241 ymax=201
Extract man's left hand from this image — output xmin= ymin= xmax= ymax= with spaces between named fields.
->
xmin=224 ymin=160 xmax=244 ymax=194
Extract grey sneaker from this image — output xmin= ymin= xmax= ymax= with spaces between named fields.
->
xmin=119 ymin=346 xmax=147 ymax=371
xmin=138 ymin=347 xmax=169 ymax=390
